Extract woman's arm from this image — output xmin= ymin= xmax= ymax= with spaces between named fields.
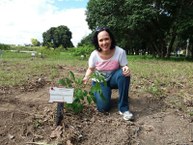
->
xmin=83 ymin=67 xmax=95 ymax=84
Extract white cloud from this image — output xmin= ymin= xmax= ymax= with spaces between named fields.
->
xmin=0 ymin=0 xmax=91 ymax=46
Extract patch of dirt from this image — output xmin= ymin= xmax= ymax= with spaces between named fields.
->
xmin=1 ymin=69 xmax=193 ymax=145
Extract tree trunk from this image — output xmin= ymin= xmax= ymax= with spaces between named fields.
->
xmin=166 ymin=33 xmax=176 ymax=58
xmin=191 ymin=44 xmax=193 ymax=60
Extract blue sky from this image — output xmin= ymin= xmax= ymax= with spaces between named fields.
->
xmin=54 ymin=0 xmax=89 ymax=9
xmin=0 ymin=0 xmax=90 ymax=46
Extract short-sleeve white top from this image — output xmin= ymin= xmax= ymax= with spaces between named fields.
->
xmin=88 ymin=46 xmax=128 ymax=80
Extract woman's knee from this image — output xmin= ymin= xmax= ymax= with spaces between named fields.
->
xmin=94 ymin=93 xmax=111 ymax=112
xmin=97 ymin=104 xmax=111 ymax=112
xmin=117 ymin=69 xmax=131 ymax=82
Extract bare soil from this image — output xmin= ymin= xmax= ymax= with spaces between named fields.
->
xmin=0 ymin=67 xmax=193 ymax=145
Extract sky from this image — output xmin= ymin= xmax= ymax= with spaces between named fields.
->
xmin=0 ymin=0 xmax=91 ymax=47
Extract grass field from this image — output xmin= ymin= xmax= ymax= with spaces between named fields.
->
xmin=0 ymin=50 xmax=193 ymax=114
xmin=1 ymin=50 xmax=193 ymax=144
xmin=0 ymin=51 xmax=86 ymax=86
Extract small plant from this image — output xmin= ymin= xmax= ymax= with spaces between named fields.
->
xmin=146 ymin=83 xmax=163 ymax=97
xmin=58 ymin=71 xmax=106 ymax=113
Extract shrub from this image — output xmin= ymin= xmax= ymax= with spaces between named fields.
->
xmin=0 ymin=43 xmax=11 ymax=50
xmin=37 ymin=47 xmax=60 ymax=58
xmin=71 ymin=45 xmax=94 ymax=57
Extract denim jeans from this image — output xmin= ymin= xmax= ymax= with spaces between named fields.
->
xmin=92 ymin=69 xmax=130 ymax=112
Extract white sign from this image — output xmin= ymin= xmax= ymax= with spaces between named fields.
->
xmin=49 ymin=87 xmax=74 ymax=103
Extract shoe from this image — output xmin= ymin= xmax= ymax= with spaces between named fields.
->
xmin=119 ymin=111 xmax=133 ymax=121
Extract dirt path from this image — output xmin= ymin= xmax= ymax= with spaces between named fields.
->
xmin=130 ymin=95 xmax=192 ymax=144
xmin=1 ymin=86 xmax=193 ymax=145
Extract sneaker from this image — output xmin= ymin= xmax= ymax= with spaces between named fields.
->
xmin=119 ymin=111 xmax=133 ymax=121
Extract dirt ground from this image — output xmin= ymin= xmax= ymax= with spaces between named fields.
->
xmin=0 ymin=68 xmax=193 ymax=145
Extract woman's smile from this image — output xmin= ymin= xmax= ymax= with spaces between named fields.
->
xmin=97 ymin=31 xmax=112 ymax=52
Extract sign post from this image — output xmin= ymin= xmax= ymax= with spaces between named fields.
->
xmin=49 ymin=87 xmax=74 ymax=103
xmin=49 ymin=87 xmax=74 ymax=125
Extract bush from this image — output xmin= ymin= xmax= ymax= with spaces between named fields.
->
xmin=37 ymin=47 xmax=60 ymax=58
xmin=71 ymin=45 xmax=94 ymax=57
xmin=0 ymin=43 xmax=11 ymax=50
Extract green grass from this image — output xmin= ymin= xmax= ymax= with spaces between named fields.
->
xmin=1 ymin=50 xmax=193 ymax=115
xmin=128 ymin=56 xmax=193 ymax=114
xmin=0 ymin=51 xmax=87 ymax=87
xmin=1 ymin=51 xmax=192 ymax=87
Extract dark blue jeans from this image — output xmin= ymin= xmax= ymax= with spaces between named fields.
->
xmin=92 ymin=69 xmax=130 ymax=112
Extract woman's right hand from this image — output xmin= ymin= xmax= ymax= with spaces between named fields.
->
xmin=83 ymin=67 xmax=95 ymax=84
xmin=82 ymin=76 xmax=89 ymax=84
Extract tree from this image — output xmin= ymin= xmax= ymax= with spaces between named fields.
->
xmin=0 ymin=43 xmax=10 ymax=50
xmin=86 ymin=0 xmax=158 ymax=55
xmin=174 ymin=0 xmax=193 ymax=59
xmin=154 ymin=0 xmax=193 ymax=58
xmin=42 ymin=25 xmax=74 ymax=49
xmin=31 ymin=38 xmax=40 ymax=46
xmin=86 ymin=0 xmax=129 ymax=49
xmin=86 ymin=0 xmax=193 ymax=58
xmin=77 ymin=33 xmax=93 ymax=47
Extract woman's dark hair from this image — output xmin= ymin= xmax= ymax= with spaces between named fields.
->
xmin=92 ymin=27 xmax=116 ymax=51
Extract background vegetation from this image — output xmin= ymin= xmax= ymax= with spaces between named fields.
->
xmin=86 ymin=0 xmax=193 ymax=59
xmin=0 ymin=1 xmax=193 ymax=144
xmin=0 ymin=49 xmax=193 ymax=116
xmin=1 ymin=0 xmax=193 ymax=60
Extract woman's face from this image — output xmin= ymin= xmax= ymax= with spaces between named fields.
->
xmin=97 ymin=30 xmax=112 ymax=52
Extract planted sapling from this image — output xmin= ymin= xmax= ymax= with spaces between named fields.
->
xmin=58 ymin=71 xmax=106 ymax=113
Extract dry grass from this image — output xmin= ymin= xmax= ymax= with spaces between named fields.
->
xmin=1 ymin=51 xmax=193 ymax=115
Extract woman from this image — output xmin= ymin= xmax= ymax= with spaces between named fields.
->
xmin=83 ymin=27 xmax=133 ymax=121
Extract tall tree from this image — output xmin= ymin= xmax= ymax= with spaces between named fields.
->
xmin=86 ymin=0 xmax=158 ymax=55
xmin=42 ymin=25 xmax=73 ymax=49
xmin=154 ymin=0 xmax=193 ymax=58
xmin=86 ymin=0 xmax=193 ymax=58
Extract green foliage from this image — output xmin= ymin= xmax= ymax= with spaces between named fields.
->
xmin=146 ymin=84 xmax=162 ymax=97
xmin=86 ymin=0 xmax=158 ymax=54
xmin=70 ymin=45 xmax=94 ymax=57
xmin=0 ymin=43 xmax=11 ymax=50
xmin=1 ymin=52 xmax=193 ymax=116
xmin=86 ymin=0 xmax=193 ymax=58
xmin=31 ymin=38 xmax=40 ymax=46
xmin=37 ymin=47 xmax=60 ymax=58
xmin=10 ymin=45 xmax=34 ymax=51
xmin=77 ymin=33 xmax=93 ymax=47
xmin=42 ymin=25 xmax=74 ymax=49
xmin=1 ymin=51 xmax=30 ymax=59
xmin=58 ymin=71 xmax=106 ymax=113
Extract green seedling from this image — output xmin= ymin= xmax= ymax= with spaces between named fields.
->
xmin=58 ymin=71 xmax=106 ymax=113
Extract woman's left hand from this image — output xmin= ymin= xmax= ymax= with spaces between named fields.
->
xmin=122 ymin=66 xmax=131 ymax=77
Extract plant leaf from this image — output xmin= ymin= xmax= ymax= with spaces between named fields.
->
xmin=69 ymin=71 xmax=75 ymax=81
